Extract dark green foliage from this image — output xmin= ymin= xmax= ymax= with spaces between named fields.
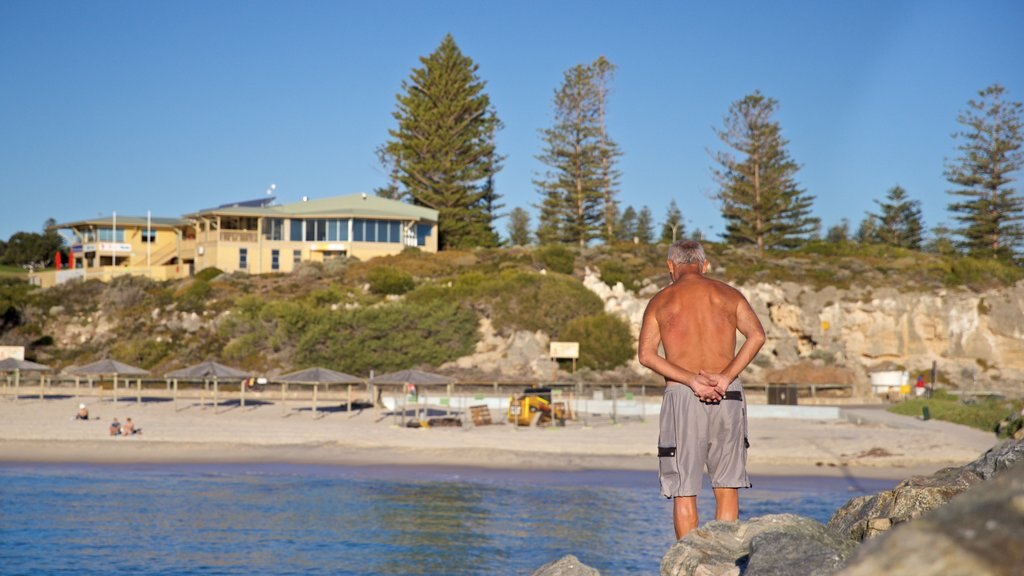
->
xmin=534 ymin=245 xmax=575 ymax=275
xmin=195 ymin=267 xmax=224 ymax=282
xmin=1 ymin=219 xmax=65 ymax=268
xmin=945 ymin=84 xmax=1024 ymax=261
xmin=660 ymin=200 xmax=685 ymax=244
xmin=597 ymin=259 xmax=639 ymax=291
xmin=635 ymin=206 xmax=654 ymax=244
xmin=535 ymin=57 xmax=621 ymax=247
xmin=559 ymin=313 xmax=634 ymax=370
xmin=110 ymin=338 xmax=172 ymax=369
xmin=506 ymin=207 xmax=533 ymax=246
xmin=294 ymin=301 xmax=478 ymax=375
xmin=866 ymin=186 xmax=925 ymax=249
xmin=826 ymin=219 xmax=851 ymax=243
xmin=383 ymin=34 xmax=504 ymax=249
xmin=889 ymin=389 xmax=1023 ymax=434
xmin=407 ymin=268 xmax=603 ymax=337
xmin=712 ymin=91 xmax=819 ymax=250
xmin=178 ymin=279 xmax=212 ymax=313
xmin=367 ymin=267 xmax=415 ymax=295
xmin=616 ymin=206 xmax=637 ymax=242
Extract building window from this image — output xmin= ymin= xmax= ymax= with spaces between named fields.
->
xmin=239 ymin=248 xmax=248 ymax=269
xmin=289 ymin=219 xmax=303 ymax=242
xmin=271 ymin=249 xmax=280 ymax=271
xmin=353 ymin=220 xmax=364 ymax=242
xmin=293 ymin=249 xmax=302 ymax=264
xmin=98 ymin=228 xmax=125 ymax=242
xmin=141 ymin=230 xmax=157 ymax=243
xmin=389 ymin=221 xmax=401 ymax=244
xmin=417 ymin=224 xmax=432 ymax=247
xmin=305 ymin=219 xmax=327 ymax=242
xmin=337 ymin=219 xmax=349 ymax=241
xmin=264 ymin=219 xmax=284 ymax=241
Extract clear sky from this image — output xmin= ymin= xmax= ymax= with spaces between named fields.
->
xmin=2 ymin=0 xmax=1023 ymax=244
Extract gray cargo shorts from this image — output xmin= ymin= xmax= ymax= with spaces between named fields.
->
xmin=658 ymin=379 xmax=750 ymax=498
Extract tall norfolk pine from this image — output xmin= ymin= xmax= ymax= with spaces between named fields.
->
xmin=535 ymin=58 xmax=621 ymax=247
xmin=712 ymin=91 xmax=818 ymax=251
xmin=945 ymin=84 xmax=1024 ymax=261
xmin=384 ymin=34 xmax=504 ymax=249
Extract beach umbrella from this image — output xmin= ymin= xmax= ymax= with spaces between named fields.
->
xmin=0 ymin=358 xmax=52 ymax=399
xmin=67 ymin=359 xmax=149 ymax=404
xmin=165 ymin=361 xmax=250 ymax=410
xmin=277 ymin=367 xmax=364 ymax=416
xmin=371 ymin=369 xmax=456 ymax=424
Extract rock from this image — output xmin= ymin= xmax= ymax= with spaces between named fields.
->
xmin=836 ymin=459 xmax=1024 ymax=576
xmin=660 ymin=514 xmax=855 ymax=576
xmin=531 ymin=554 xmax=601 ymax=576
xmin=829 ymin=439 xmax=1024 ymax=542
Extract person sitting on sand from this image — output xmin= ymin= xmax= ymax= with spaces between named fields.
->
xmin=109 ymin=417 xmax=121 ymax=436
xmin=121 ymin=417 xmax=137 ymax=436
xmin=76 ymin=403 xmax=89 ymax=420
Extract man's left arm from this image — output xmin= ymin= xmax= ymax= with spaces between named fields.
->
xmin=703 ymin=295 xmax=766 ymax=393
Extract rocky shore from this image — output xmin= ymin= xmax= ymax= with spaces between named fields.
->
xmin=533 ymin=438 xmax=1024 ymax=576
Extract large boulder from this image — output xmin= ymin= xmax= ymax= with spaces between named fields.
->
xmin=828 ymin=438 xmax=1024 ymax=542
xmin=660 ymin=514 xmax=855 ymax=576
xmin=836 ymin=461 xmax=1024 ymax=575
xmin=531 ymin=554 xmax=601 ymax=576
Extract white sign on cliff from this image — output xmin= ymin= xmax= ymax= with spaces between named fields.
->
xmin=0 ymin=346 xmax=25 ymax=361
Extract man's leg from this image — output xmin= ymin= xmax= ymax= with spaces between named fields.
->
xmin=673 ymin=496 xmax=699 ymax=539
xmin=712 ymin=487 xmax=739 ymax=521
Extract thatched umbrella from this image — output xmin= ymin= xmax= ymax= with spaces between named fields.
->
xmin=277 ymin=367 xmax=364 ymax=416
xmin=165 ymin=361 xmax=250 ymax=410
xmin=0 ymin=357 xmax=52 ymax=399
xmin=66 ymin=359 xmax=149 ymax=404
xmin=370 ymin=369 xmax=456 ymax=425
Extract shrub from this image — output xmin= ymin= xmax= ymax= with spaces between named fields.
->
xmin=367 ymin=266 xmax=415 ymax=295
xmin=558 ymin=313 xmax=635 ymax=371
xmin=598 ymin=259 xmax=638 ymax=291
xmin=535 ymin=245 xmax=576 ymax=275
xmin=177 ymin=279 xmax=212 ymax=313
xmin=194 ymin=267 xmax=223 ymax=283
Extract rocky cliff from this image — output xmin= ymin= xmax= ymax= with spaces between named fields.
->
xmin=583 ymin=270 xmax=1024 ymax=395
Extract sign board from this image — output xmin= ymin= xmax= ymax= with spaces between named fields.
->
xmin=310 ymin=243 xmax=348 ymax=252
xmin=98 ymin=242 xmax=132 ymax=253
xmin=0 ymin=346 xmax=25 ymax=361
xmin=549 ymin=341 xmax=580 ymax=360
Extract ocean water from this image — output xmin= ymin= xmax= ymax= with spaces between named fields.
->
xmin=0 ymin=463 xmax=894 ymax=575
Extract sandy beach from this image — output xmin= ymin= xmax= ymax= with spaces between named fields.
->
xmin=0 ymin=392 xmax=999 ymax=481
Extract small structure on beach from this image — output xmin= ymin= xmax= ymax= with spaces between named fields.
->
xmin=66 ymin=359 xmax=149 ymax=404
xmin=165 ymin=361 xmax=250 ymax=411
xmin=0 ymin=357 xmax=52 ymax=399
xmin=276 ymin=367 xmax=364 ymax=416
xmin=371 ymin=369 xmax=457 ymax=425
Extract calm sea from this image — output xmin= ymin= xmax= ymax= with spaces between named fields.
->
xmin=0 ymin=463 xmax=894 ymax=575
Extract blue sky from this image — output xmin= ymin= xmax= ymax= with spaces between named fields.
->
xmin=2 ymin=0 xmax=1022 ymax=244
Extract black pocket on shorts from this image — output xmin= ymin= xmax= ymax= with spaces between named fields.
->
xmin=658 ymin=446 xmax=676 ymax=458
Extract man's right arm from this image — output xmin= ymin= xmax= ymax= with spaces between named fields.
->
xmin=702 ymin=293 xmax=766 ymax=393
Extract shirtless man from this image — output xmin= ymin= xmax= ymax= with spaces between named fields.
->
xmin=638 ymin=239 xmax=766 ymax=539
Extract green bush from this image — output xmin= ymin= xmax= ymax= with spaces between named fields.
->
xmin=109 ymin=338 xmax=172 ymax=369
xmin=195 ymin=267 xmax=223 ymax=282
xmin=559 ymin=313 xmax=635 ymax=371
xmin=367 ymin=266 xmax=415 ymax=295
xmin=535 ymin=245 xmax=576 ymax=275
xmin=888 ymin=391 xmax=1023 ymax=433
xmin=294 ymin=300 xmax=479 ymax=375
xmin=178 ymin=279 xmax=212 ymax=312
xmin=597 ymin=259 xmax=639 ymax=291
xmin=406 ymin=268 xmax=604 ymax=336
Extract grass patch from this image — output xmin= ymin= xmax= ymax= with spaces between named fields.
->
xmin=888 ymin=390 xmax=1022 ymax=433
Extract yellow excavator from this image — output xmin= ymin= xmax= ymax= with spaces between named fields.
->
xmin=507 ymin=387 xmax=569 ymax=426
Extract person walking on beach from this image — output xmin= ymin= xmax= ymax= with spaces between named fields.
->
xmin=638 ymin=239 xmax=766 ymax=539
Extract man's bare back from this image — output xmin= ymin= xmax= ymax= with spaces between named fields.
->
xmin=638 ymin=245 xmax=765 ymax=401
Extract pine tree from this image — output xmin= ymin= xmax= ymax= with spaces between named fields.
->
xmin=593 ymin=57 xmax=622 ymax=243
xmin=615 ymin=206 xmax=637 ymax=242
xmin=826 ymin=219 xmax=851 ymax=243
xmin=506 ymin=207 xmax=532 ymax=246
xmin=535 ymin=58 xmax=621 ymax=247
xmin=867 ymin=185 xmax=924 ymax=250
xmin=635 ymin=206 xmax=654 ymax=244
xmin=712 ymin=91 xmax=819 ymax=250
xmin=945 ymin=84 xmax=1024 ymax=261
xmin=856 ymin=215 xmax=881 ymax=244
xmin=660 ymin=200 xmax=685 ymax=243
xmin=383 ymin=34 xmax=504 ymax=249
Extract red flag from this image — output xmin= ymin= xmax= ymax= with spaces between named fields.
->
xmin=55 ymin=251 xmax=63 ymax=271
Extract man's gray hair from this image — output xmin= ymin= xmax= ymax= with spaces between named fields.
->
xmin=668 ymin=239 xmax=706 ymax=265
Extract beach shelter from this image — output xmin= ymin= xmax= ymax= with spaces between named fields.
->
xmin=276 ymin=367 xmax=364 ymax=416
xmin=165 ymin=361 xmax=250 ymax=410
xmin=0 ymin=357 xmax=52 ymax=399
xmin=370 ymin=369 xmax=456 ymax=424
xmin=66 ymin=359 xmax=149 ymax=404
